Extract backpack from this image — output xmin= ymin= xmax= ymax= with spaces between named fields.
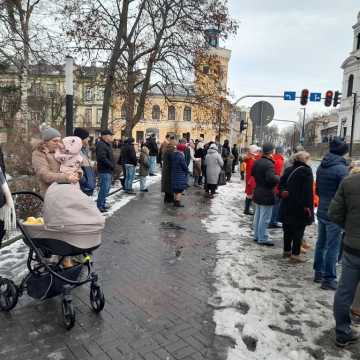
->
xmin=79 ymin=166 xmax=96 ymax=196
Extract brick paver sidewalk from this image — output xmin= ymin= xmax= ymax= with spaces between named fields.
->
xmin=0 ymin=182 xmax=220 ymax=360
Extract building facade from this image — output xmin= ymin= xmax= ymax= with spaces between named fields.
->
xmin=338 ymin=11 xmax=360 ymax=143
xmin=0 ymin=31 xmax=253 ymax=147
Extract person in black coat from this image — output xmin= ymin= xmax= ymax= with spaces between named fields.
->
xmin=122 ymin=138 xmax=138 ymax=194
xmin=146 ymin=135 xmax=159 ymax=176
xmin=96 ymin=130 xmax=115 ymax=212
xmin=251 ymin=143 xmax=279 ymax=246
xmin=279 ymin=151 xmax=314 ymax=263
xmin=171 ymin=144 xmax=189 ymax=207
xmin=231 ymin=144 xmax=239 ymax=173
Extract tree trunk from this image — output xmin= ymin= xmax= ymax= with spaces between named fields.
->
xmin=100 ymin=0 xmax=129 ymax=130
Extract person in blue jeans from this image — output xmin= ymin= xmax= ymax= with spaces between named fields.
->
xmin=314 ymin=137 xmax=349 ymax=290
xmin=328 ymin=163 xmax=360 ymax=347
xmin=251 ymin=143 xmax=280 ymax=246
xmin=122 ymin=137 xmax=138 ymax=195
xmin=96 ymin=130 xmax=115 ymax=212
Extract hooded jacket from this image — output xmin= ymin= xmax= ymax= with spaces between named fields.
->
xmin=316 ymin=152 xmax=348 ymax=220
xmin=205 ymin=147 xmax=224 ymax=185
xmin=171 ymin=151 xmax=188 ymax=192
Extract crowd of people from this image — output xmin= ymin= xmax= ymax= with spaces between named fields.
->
xmin=242 ymin=136 xmax=360 ymax=347
xmin=2 ymin=122 xmax=357 ymax=348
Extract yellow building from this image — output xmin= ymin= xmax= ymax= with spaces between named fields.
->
xmin=0 ymin=30 xmax=253 ymax=147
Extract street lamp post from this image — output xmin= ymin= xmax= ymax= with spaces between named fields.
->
xmin=65 ymin=56 xmax=74 ymax=136
xmin=350 ymin=92 xmax=357 ymax=158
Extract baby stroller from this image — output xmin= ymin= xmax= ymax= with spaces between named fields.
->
xmin=0 ymin=185 xmax=105 ymax=330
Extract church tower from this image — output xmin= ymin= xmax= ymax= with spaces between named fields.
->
xmin=195 ymin=28 xmax=232 ymax=97
xmin=338 ymin=11 xmax=360 ymax=143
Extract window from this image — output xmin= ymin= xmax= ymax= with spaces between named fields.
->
xmin=183 ymin=106 xmax=192 ymax=122
xmin=168 ymin=105 xmax=176 ymax=120
xmin=84 ymin=87 xmax=92 ymax=102
xmin=203 ymin=66 xmax=210 ymax=75
xmin=32 ymin=84 xmax=41 ymax=97
xmin=136 ymin=131 xmax=144 ymax=143
xmin=84 ymin=108 xmax=92 ymax=127
xmin=152 ymin=105 xmax=160 ymax=121
xmin=347 ymin=74 xmax=354 ymax=97
xmin=357 ymin=33 xmax=360 ymax=50
xmin=96 ymin=108 xmax=102 ymax=126
xmin=47 ymin=84 xmax=56 ymax=98
xmin=96 ymin=87 xmax=104 ymax=101
xmin=343 ymin=127 xmax=347 ymax=138
xmin=121 ymin=103 xmax=127 ymax=120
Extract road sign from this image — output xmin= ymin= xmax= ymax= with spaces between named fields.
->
xmin=250 ymin=101 xmax=275 ymax=143
xmin=310 ymin=93 xmax=322 ymax=102
xmin=284 ymin=91 xmax=296 ymax=101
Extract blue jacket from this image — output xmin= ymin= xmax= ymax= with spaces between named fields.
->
xmin=171 ymin=152 xmax=188 ymax=192
xmin=316 ymin=152 xmax=348 ymax=220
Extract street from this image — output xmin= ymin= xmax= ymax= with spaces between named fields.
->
xmin=0 ymin=173 xmax=358 ymax=360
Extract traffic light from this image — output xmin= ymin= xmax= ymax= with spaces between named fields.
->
xmin=300 ymin=89 xmax=309 ymax=106
xmin=240 ymin=120 xmax=247 ymax=133
xmin=333 ymin=91 xmax=341 ymax=107
xmin=325 ymin=90 xmax=333 ymax=107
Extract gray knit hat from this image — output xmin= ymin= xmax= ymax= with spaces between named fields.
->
xmin=40 ymin=125 xmax=61 ymax=141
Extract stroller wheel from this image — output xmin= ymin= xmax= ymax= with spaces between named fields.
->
xmin=0 ymin=278 xmax=18 ymax=311
xmin=62 ymin=300 xmax=75 ymax=330
xmin=90 ymin=284 xmax=105 ymax=313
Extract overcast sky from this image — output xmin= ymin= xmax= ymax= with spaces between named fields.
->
xmin=224 ymin=1 xmax=359 ymax=128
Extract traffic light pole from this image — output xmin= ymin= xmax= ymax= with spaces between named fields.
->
xmin=301 ymin=108 xmax=306 ymax=145
xmin=350 ymin=92 xmax=357 ymax=158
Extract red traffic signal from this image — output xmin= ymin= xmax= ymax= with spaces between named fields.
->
xmin=333 ymin=91 xmax=341 ymax=107
xmin=300 ymin=89 xmax=309 ymax=106
xmin=325 ymin=90 xmax=333 ymax=107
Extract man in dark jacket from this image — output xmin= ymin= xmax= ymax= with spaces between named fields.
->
xmin=329 ymin=169 xmax=360 ymax=347
xmin=252 ymin=143 xmax=280 ymax=246
xmin=146 ymin=134 xmax=159 ymax=176
xmin=96 ymin=129 xmax=115 ymax=212
xmin=314 ymin=137 xmax=349 ymax=290
xmin=122 ymin=138 xmax=137 ymax=195
xmin=231 ymin=144 xmax=239 ymax=173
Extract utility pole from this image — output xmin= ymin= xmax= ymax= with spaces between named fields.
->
xmin=65 ymin=56 xmax=74 ymax=136
xmin=350 ymin=92 xmax=357 ymax=158
xmin=300 ymin=107 xmax=306 ymax=145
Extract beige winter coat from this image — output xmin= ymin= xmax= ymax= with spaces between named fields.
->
xmin=32 ymin=141 xmax=68 ymax=196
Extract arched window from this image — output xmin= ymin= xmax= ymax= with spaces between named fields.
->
xmin=357 ymin=33 xmax=360 ymax=50
xmin=121 ymin=103 xmax=127 ymax=120
xmin=183 ymin=106 xmax=192 ymax=122
xmin=347 ymin=74 xmax=354 ymax=97
xmin=152 ymin=105 xmax=160 ymax=121
xmin=168 ymin=105 xmax=176 ymax=120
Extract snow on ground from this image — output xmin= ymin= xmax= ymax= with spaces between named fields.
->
xmin=202 ymin=175 xmax=356 ymax=360
xmin=0 ymin=175 xmax=161 ymax=281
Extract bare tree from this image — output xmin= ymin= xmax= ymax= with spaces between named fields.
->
xmin=62 ymin=0 xmax=237 ymax=135
xmin=0 ymin=0 xmax=63 ymax=139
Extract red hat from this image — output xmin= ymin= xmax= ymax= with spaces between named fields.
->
xmin=176 ymin=144 xmax=187 ymax=152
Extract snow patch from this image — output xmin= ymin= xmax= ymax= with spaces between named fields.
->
xmin=203 ymin=177 xmax=353 ymax=360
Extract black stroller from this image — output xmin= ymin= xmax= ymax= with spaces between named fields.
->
xmin=0 ymin=190 xmax=105 ymax=330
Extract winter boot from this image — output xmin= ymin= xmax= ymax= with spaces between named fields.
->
xmin=244 ymin=198 xmax=254 ymax=215
xmin=164 ymin=193 xmax=174 ymax=203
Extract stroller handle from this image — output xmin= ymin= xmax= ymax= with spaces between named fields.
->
xmin=12 ymin=191 xmax=44 ymax=202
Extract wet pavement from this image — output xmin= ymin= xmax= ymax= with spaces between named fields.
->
xmin=0 ymin=181 xmax=219 ymax=360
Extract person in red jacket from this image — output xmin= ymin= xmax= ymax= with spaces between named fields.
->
xmin=269 ymin=146 xmax=285 ymax=227
xmin=244 ymin=145 xmax=260 ymax=215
